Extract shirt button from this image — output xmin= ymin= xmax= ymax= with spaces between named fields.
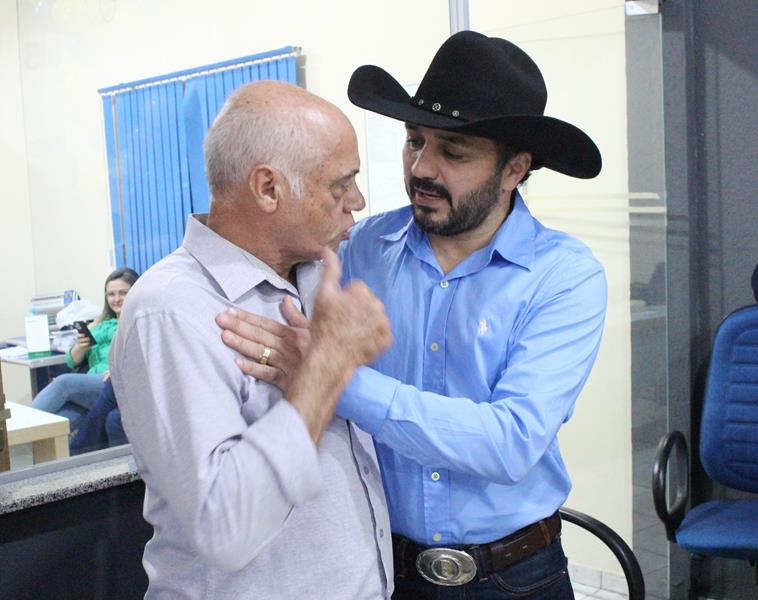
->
xmin=379 ymin=528 xmax=385 ymax=538
xmin=363 ymin=465 xmax=370 ymax=475
xmin=433 ymin=532 xmax=442 ymax=542
xmin=431 ymin=471 xmax=440 ymax=481
xmin=440 ymin=280 xmax=449 ymax=289
xmin=430 ymin=342 xmax=439 ymax=352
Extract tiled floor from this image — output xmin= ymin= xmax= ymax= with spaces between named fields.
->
xmin=632 ymin=393 xmax=670 ymax=600
xmin=573 ymin=581 xmax=628 ymax=600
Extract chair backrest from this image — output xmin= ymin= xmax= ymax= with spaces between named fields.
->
xmin=700 ymin=303 xmax=758 ymax=492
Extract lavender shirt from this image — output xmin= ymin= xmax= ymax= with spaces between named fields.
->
xmin=111 ymin=215 xmax=392 ymax=599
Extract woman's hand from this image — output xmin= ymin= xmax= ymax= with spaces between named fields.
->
xmin=215 ymin=296 xmax=311 ymax=393
xmin=75 ymin=333 xmax=94 ymax=348
xmin=69 ymin=332 xmax=94 ymax=366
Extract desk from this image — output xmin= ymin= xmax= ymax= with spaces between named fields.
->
xmin=5 ymin=401 xmax=70 ymax=463
xmin=0 ymin=348 xmax=67 ymax=397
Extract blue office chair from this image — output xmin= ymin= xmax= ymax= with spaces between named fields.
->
xmin=653 ymin=299 xmax=758 ymax=597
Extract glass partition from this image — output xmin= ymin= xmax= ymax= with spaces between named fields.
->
xmin=626 ymin=11 xmax=670 ymax=600
xmin=465 ymin=2 xmax=669 ymax=597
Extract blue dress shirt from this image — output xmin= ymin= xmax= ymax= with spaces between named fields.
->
xmin=337 ymin=193 xmax=608 ymax=545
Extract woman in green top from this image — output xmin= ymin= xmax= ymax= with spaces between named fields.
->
xmin=31 ymin=268 xmax=139 ymax=429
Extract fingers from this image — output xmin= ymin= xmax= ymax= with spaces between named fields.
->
xmin=216 ymin=307 xmax=292 ymax=339
xmin=233 ymin=356 xmax=288 ymax=392
xmin=216 ymin=306 xmax=307 ymax=389
xmin=319 ymin=247 xmax=342 ymax=294
xmin=216 ymin=310 xmax=292 ymax=349
xmin=281 ymin=296 xmax=310 ymax=329
xmin=346 ymin=285 xmax=393 ymax=353
xmin=344 ymin=280 xmax=373 ymax=298
xmin=310 ymin=272 xmax=393 ymax=368
xmin=221 ymin=328 xmax=279 ymax=363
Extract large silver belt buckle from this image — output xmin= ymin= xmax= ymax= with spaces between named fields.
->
xmin=415 ymin=547 xmax=477 ymax=586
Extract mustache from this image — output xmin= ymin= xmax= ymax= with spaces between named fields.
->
xmin=409 ymin=177 xmax=452 ymax=204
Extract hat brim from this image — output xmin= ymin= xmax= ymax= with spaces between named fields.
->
xmin=348 ymin=65 xmax=601 ymax=179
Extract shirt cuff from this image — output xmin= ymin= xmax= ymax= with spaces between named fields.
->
xmin=337 ymin=366 xmax=398 ymax=436
xmin=64 ymin=350 xmax=76 ymax=370
xmin=243 ymin=399 xmax=322 ymax=505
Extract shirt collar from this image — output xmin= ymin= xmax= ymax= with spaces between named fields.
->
xmin=379 ymin=210 xmax=414 ymax=243
xmin=239 ymin=247 xmax=298 ymax=296
xmin=239 ymin=246 xmax=323 ymax=315
xmin=377 ymin=192 xmax=536 ymax=272
xmin=487 ymin=192 xmax=536 ymax=270
xmin=182 ymin=214 xmax=319 ymax=304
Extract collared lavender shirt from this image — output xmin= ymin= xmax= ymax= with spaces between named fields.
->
xmin=111 ymin=215 xmax=392 ymax=599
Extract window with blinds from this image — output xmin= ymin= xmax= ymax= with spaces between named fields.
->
xmin=99 ymin=47 xmax=300 ymax=272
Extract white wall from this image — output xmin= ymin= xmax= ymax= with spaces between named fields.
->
xmin=2 ymin=0 xmax=633 ymax=578
xmin=0 ymin=0 xmax=37 ymax=404
xmin=10 ymin=0 xmax=450 ymax=304
xmin=469 ymin=0 xmax=633 ymax=575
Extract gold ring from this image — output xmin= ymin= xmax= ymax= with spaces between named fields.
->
xmin=259 ymin=346 xmax=272 ymax=366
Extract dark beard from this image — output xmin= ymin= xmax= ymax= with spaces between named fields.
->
xmin=409 ymin=172 xmax=502 ymax=237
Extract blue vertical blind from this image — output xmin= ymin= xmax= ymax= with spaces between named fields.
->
xmin=99 ymin=47 xmax=299 ymax=272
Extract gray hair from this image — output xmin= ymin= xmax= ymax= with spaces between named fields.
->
xmin=204 ymin=87 xmax=316 ymax=200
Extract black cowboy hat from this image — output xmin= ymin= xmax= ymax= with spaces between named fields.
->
xmin=348 ymin=30 xmax=601 ymax=179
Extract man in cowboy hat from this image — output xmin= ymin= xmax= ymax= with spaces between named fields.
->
xmin=219 ymin=31 xmax=607 ymax=598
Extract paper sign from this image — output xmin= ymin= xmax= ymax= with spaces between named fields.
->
xmin=24 ymin=314 xmax=51 ymax=354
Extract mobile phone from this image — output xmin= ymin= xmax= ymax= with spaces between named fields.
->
xmin=73 ymin=320 xmax=97 ymax=345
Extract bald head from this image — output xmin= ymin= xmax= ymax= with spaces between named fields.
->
xmin=204 ymin=80 xmax=351 ymax=202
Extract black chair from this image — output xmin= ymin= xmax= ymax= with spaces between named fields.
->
xmin=653 ymin=297 xmax=758 ymax=597
xmin=560 ymin=507 xmax=645 ymax=600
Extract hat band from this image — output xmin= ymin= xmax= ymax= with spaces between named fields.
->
xmin=409 ymin=96 xmax=469 ymax=121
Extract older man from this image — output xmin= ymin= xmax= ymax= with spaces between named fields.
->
xmin=110 ymin=81 xmax=394 ymax=599
xmin=221 ymin=32 xmax=608 ymax=599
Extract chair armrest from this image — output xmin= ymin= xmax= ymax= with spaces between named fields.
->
xmin=559 ymin=507 xmax=645 ymax=600
xmin=652 ymin=430 xmax=689 ymax=542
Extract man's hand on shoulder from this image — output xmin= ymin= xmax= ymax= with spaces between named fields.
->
xmin=216 ymin=295 xmax=311 ymax=393
xmin=218 ymin=248 xmax=392 ymax=443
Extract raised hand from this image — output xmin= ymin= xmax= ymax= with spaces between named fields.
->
xmin=217 ymin=249 xmax=391 ymax=443
xmin=68 ymin=332 xmax=95 ymax=367
xmin=308 ymin=248 xmax=393 ymax=369
xmin=282 ymin=248 xmax=392 ymax=443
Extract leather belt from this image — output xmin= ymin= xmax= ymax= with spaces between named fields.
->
xmin=393 ymin=512 xmax=562 ymax=586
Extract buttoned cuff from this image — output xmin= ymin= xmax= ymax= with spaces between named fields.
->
xmin=243 ymin=399 xmax=322 ymax=504
xmin=337 ymin=367 xmax=398 ymax=436
xmin=64 ymin=349 xmax=76 ymax=370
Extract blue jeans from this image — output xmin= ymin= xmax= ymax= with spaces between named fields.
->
xmin=70 ymin=379 xmax=128 ymax=455
xmin=31 ymin=373 xmax=103 ymax=432
xmin=392 ymin=539 xmax=574 ymax=600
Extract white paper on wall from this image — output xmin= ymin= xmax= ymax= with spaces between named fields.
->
xmin=24 ymin=314 xmax=50 ymax=354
